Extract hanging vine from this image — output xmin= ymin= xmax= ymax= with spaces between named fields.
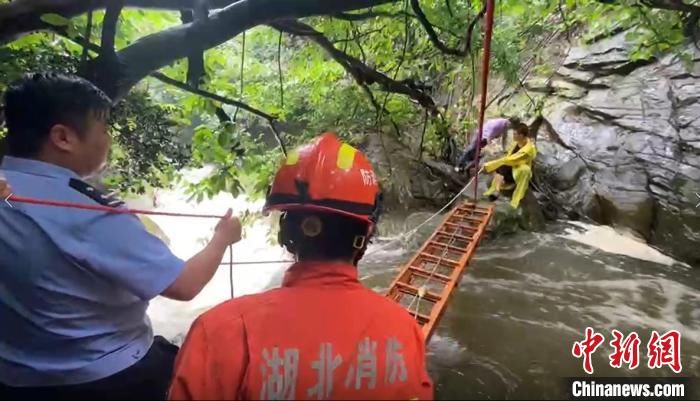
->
xmin=278 ymin=31 xmax=284 ymax=110
xmin=233 ymin=31 xmax=246 ymax=122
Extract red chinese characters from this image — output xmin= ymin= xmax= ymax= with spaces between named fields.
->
xmin=609 ymin=330 xmax=641 ymax=370
xmin=572 ymin=327 xmax=605 ymax=374
xmin=572 ymin=328 xmax=683 ymax=375
xmin=647 ymin=330 xmax=682 ymax=374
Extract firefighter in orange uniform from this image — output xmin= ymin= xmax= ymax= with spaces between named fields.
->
xmin=169 ymin=133 xmax=434 ymax=400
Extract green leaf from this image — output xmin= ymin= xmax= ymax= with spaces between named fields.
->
xmin=217 ymin=130 xmax=231 ymax=149
xmin=40 ymin=13 xmax=70 ymax=27
xmin=66 ymin=23 xmax=80 ymax=39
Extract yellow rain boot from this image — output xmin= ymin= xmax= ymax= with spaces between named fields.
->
xmin=509 ymin=164 xmax=532 ymax=209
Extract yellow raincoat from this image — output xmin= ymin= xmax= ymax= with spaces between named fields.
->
xmin=483 ymin=139 xmax=537 ymax=208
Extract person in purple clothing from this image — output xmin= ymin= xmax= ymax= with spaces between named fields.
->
xmin=454 ymin=117 xmax=521 ymax=174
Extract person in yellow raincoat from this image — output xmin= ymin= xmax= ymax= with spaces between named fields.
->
xmin=482 ymin=123 xmax=536 ymax=208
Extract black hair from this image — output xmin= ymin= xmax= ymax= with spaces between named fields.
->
xmin=279 ymin=210 xmax=373 ymax=264
xmin=507 ymin=116 xmax=522 ymax=126
xmin=514 ymin=122 xmax=530 ymax=138
xmin=2 ymin=72 xmax=112 ymax=157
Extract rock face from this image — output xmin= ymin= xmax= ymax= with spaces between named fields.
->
xmin=528 ymin=32 xmax=700 ymax=266
xmin=360 ymin=130 xmax=468 ymax=213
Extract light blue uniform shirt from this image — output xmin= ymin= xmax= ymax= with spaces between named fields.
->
xmin=0 ymin=156 xmax=185 ymax=387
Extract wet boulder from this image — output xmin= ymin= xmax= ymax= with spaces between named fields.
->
xmin=486 ymin=190 xmax=547 ymax=237
xmin=527 ymin=32 xmax=700 ymax=266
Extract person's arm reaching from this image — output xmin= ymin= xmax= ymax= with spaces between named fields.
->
xmin=162 ymin=209 xmax=241 ymax=301
xmin=484 ymin=144 xmax=534 ymax=172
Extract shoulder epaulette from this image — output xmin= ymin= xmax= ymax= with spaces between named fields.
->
xmin=69 ymin=178 xmax=125 ymax=208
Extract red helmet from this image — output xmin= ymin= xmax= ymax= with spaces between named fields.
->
xmin=263 ymin=133 xmax=382 ymax=224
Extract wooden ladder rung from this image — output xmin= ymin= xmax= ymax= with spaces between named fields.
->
xmin=419 ymin=252 xmax=459 ymax=266
xmin=413 ymin=312 xmax=431 ymax=324
xmin=395 ymin=282 xmax=442 ymax=303
xmin=455 ymin=208 xmax=489 ymax=215
xmin=456 ymin=203 xmax=479 ymax=209
xmin=430 ymin=241 xmax=468 ymax=253
xmin=452 ymin=215 xmax=485 ymax=223
xmin=436 ymin=231 xmax=473 ymax=242
xmin=408 ymin=266 xmax=451 ymax=283
xmin=444 ymin=222 xmax=478 ymax=232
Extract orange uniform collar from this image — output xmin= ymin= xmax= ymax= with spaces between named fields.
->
xmin=282 ymin=261 xmax=360 ymax=288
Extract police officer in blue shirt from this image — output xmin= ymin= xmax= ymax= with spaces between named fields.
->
xmin=0 ymin=73 xmax=242 ymax=400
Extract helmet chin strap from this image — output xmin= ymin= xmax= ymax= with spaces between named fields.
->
xmin=351 ymin=223 xmax=375 ymax=265
xmin=279 ymin=212 xmax=376 ymax=265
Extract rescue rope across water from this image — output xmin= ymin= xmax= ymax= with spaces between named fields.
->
xmin=6 ymin=166 xmax=483 ymax=269
xmin=7 ymin=195 xmax=226 ymax=219
xmin=364 ymin=167 xmax=483 ymax=257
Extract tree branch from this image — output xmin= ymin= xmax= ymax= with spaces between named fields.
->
xmin=595 ymin=0 xmax=700 ymax=14
xmin=81 ymin=8 xmax=93 ymax=65
xmin=215 ymin=106 xmax=232 ymax=124
xmin=44 ymin=25 xmax=281 ymax=135
xmin=76 ymin=0 xmax=396 ymax=99
xmin=333 ymin=10 xmax=411 ymax=20
xmin=331 ymin=27 xmax=384 ymax=44
xmin=157 ymin=73 xmax=287 ymax=157
xmin=409 ymin=0 xmax=484 ymax=57
xmin=271 ymin=19 xmax=437 ymax=113
xmin=350 ymin=22 xmax=368 ymax=63
xmin=0 ymin=0 xmax=201 ymax=43
xmin=639 ymin=0 xmax=700 ymax=13
xmin=334 ymin=9 xmax=462 ymax=38
xmin=233 ymin=31 xmax=245 ymax=121
xmin=101 ymin=0 xmax=123 ymax=54
xmin=150 ymin=72 xmax=277 ymax=121
xmin=278 ymin=31 xmax=284 ymax=110
xmin=179 ymin=5 xmax=208 ymax=87
xmin=1 ymin=0 xmax=396 ymax=44
xmin=445 ymin=0 xmax=453 ymax=17
xmin=268 ymin=120 xmax=288 ymax=157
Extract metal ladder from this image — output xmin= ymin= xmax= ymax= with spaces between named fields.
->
xmin=386 ymin=201 xmax=494 ymax=342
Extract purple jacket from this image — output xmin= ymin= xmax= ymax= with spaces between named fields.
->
xmin=470 ymin=118 xmax=510 ymax=146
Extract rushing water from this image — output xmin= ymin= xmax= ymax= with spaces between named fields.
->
xmin=136 ymin=171 xmax=700 ymax=399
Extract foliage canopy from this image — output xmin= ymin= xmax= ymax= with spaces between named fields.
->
xmin=0 ymin=0 xmax=697 ymax=198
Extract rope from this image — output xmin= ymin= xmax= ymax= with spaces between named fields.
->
xmin=220 ymin=260 xmax=292 ymax=265
xmin=6 ymin=165 xmax=482 ymax=272
xmin=365 ymin=167 xmax=482 ymax=257
xmin=7 ymin=195 xmax=225 ymax=219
